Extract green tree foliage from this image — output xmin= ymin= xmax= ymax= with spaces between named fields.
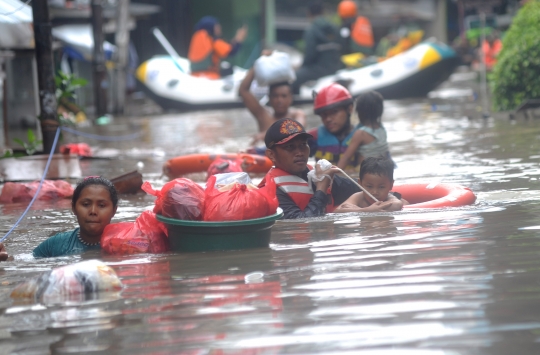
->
xmin=491 ymin=0 xmax=540 ymax=111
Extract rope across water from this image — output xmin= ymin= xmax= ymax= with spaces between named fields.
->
xmin=0 ymin=125 xmax=143 ymax=242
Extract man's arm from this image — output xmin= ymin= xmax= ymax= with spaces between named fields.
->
xmin=303 ymin=27 xmax=317 ymax=66
xmin=277 ymin=188 xmax=329 ymax=219
xmin=239 ymin=68 xmax=272 ymax=132
xmin=331 ymin=175 xmax=361 ymax=206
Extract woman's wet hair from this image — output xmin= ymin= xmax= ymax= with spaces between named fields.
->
xmin=72 ymin=176 xmax=118 ymax=208
xmin=355 ymin=91 xmax=384 ymax=125
xmin=360 ymin=156 xmax=394 ymax=182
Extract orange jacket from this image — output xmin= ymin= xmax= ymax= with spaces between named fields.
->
xmin=482 ymin=39 xmax=502 ymax=69
xmin=260 ymin=166 xmax=335 ymax=213
xmin=188 ymin=29 xmax=233 ymax=79
xmin=351 ymin=16 xmax=374 ymax=48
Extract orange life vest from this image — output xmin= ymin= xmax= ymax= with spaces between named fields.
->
xmin=351 ymin=16 xmax=374 ymax=48
xmin=259 ymin=166 xmax=335 ymax=213
xmin=188 ymin=29 xmax=232 ymax=79
xmin=482 ymin=39 xmax=502 ymax=70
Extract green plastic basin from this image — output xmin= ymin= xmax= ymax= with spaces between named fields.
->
xmin=156 ymin=208 xmax=283 ymax=252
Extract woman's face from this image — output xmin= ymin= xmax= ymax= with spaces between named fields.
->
xmin=72 ymin=185 xmax=117 ymax=239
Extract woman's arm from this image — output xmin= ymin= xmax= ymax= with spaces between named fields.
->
xmin=337 ymin=130 xmax=364 ymax=170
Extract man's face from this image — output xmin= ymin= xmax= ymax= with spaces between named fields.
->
xmin=359 ymin=173 xmax=394 ymax=205
xmin=269 ymin=85 xmax=293 ymax=116
xmin=319 ymin=105 xmax=351 ymax=134
xmin=266 ymin=136 xmax=309 ymax=175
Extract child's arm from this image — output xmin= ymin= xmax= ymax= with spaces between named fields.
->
xmin=383 ymin=193 xmax=404 ymax=211
xmin=334 ymin=192 xmax=393 ymax=213
xmin=337 ymin=130 xmax=365 ymax=170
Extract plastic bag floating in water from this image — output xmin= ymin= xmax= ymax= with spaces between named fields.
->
xmin=10 ymin=260 xmax=122 ymax=304
xmin=0 ymin=180 xmax=74 ymax=203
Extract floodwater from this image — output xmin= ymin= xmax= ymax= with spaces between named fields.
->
xmin=3 ymin=69 xmax=540 ymax=354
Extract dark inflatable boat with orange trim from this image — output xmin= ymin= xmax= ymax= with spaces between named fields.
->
xmin=163 ymin=154 xmax=273 ymax=179
xmin=393 ymin=183 xmax=476 ymax=209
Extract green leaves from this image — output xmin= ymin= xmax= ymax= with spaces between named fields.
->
xmin=491 ymin=1 xmax=540 ymax=111
xmin=55 ymin=70 xmax=88 ymax=101
xmin=12 ymin=129 xmax=43 ymax=156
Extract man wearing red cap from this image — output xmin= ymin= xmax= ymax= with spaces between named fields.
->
xmin=259 ymin=118 xmax=361 ymax=219
xmin=308 ymin=83 xmax=359 ymax=171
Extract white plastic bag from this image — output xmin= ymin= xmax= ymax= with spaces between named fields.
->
xmin=254 ymin=51 xmax=296 ymax=86
xmin=307 ymin=159 xmax=333 ymax=183
xmin=213 ymin=172 xmax=252 ymax=187
xmin=10 ymin=260 xmax=123 ymax=304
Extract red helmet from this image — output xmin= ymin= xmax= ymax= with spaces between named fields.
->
xmin=313 ymin=83 xmax=353 ymax=115
xmin=338 ymin=0 xmax=357 ymax=18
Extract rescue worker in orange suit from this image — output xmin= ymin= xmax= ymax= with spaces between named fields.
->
xmin=337 ymin=0 xmax=374 ymax=56
xmin=481 ymin=33 xmax=502 ymax=71
xmin=188 ymin=16 xmax=248 ymax=79
xmin=258 ymin=118 xmax=359 ymax=219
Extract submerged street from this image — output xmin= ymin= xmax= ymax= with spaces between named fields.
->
xmin=3 ymin=70 xmax=540 ymax=354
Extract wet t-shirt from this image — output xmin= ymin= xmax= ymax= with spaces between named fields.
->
xmin=33 ymin=228 xmax=101 ymax=258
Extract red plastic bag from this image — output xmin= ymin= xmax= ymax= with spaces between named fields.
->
xmin=60 ymin=143 xmax=92 ymax=157
xmin=101 ymin=211 xmax=169 ymax=255
xmin=203 ymin=175 xmax=278 ymax=221
xmin=142 ymin=179 xmax=205 ymax=220
xmin=0 ymin=180 xmax=74 ymax=203
xmin=206 ymin=158 xmax=244 ymax=180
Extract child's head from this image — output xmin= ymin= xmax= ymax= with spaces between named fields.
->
xmin=355 ymin=91 xmax=384 ymax=126
xmin=269 ymin=82 xmax=293 ymax=117
xmin=72 ymin=176 xmax=118 ymax=238
xmin=359 ymin=156 xmax=394 ymax=204
xmin=265 ymin=118 xmax=313 ymax=175
xmin=314 ymin=83 xmax=354 ymax=135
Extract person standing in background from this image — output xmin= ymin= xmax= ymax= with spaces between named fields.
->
xmin=188 ymin=16 xmax=247 ymax=79
xmin=337 ymin=0 xmax=374 ymax=56
xmin=292 ymin=2 xmax=342 ymax=94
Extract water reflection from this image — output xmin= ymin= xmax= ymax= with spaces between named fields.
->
xmin=4 ymin=73 xmax=540 ymax=353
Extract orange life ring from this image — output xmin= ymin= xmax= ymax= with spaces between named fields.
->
xmin=393 ymin=183 xmax=476 ymax=209
xmin=163 ymin=153 xmax=273 ymax=179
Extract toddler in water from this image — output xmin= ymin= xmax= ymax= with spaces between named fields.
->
xmin=334 ymin=156 xmax=407 ymax=213
xmin=337 ymin=91 xmax=392 ymax=170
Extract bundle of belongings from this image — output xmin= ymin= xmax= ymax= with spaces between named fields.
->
xmin=102 ymin=173 xmax=278 ymax=255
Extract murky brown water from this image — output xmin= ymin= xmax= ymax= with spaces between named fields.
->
xmin=3 ymin=70 xmax=540 ymax=354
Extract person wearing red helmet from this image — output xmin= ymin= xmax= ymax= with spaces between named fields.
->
xmin=307 ymin=83 xmax=360 ymax=171
xmin=338 ymin=0 xmax=374 ymax=56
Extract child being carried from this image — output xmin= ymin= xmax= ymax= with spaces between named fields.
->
xmin=337 ymin=91 xmax=393 ymax=170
